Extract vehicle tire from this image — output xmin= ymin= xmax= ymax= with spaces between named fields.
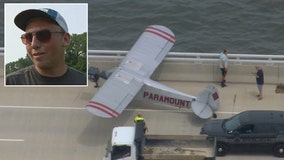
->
xmin=273 ymin=144 xmax=284 ymax=157
xmin=216 ymin=142 xmax=229 ymax=156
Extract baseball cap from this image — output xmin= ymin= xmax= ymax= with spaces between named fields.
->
xmin=14 ymin=8 xmax=68 ymax=33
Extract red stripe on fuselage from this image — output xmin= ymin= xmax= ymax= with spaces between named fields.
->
xmin=145 ymin=27 xmax=175 ymax=44
xmin=86 ymin=101 xmax=119 ymax=118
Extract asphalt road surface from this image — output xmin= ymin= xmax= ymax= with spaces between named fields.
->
xmin=0 ymin=78 xmax=282 ymax=160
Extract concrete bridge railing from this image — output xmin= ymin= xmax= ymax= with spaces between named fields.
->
xmin=88 ymin=50 xmax=284 ymax=84
xmin=1 ymin=48 xmax=284 ymax=84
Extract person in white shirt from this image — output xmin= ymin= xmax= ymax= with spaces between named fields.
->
xmin=219 ymin=49 xmax=228 ymax=87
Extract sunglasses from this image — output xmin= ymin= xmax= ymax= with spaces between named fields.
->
xmin=20 ymin=29 xmax=65 ymax=45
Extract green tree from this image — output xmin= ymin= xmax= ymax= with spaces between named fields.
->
xmin=5 ymin=55 xmax=33 ymax=74
xmin=5 ymin=32 xmax=87 ymax=74
xmin=65 ymin=32 xmax=87 ymax=73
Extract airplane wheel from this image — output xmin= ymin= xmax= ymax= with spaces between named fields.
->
xmin=216 ymin=143 xmax=229 ymax=156
xmin=273 ymin=144 xmax=284 ymax=157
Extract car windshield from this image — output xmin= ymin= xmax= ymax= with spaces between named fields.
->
xmin=223 ymin=114 xmax=241 ymax=133
xmin=111 ymin=145 xmax=131 ymax=159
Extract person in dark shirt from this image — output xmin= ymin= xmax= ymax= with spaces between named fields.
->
xmin=252 ymin=65 xmax=264 ymax=100
xmin=6 ymin=8 xmax=86 ymax=85
xmin=134 ymin=112 xmax=149 ymax=133
xmin=6 ymin=65 xmax=86 ymax=85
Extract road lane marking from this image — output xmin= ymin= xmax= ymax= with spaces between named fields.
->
xmin=124 ymin=108 xmax=240 ymax=114
xmin=0 ymin=105 xmax=240 ymax=115
xmin=0 ymin=105 xmax=84 ymax=110
xmin=0 ymin=139 xmax=24 ymax=142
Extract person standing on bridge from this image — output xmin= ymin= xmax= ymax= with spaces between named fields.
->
xmin=134 ymin=112 xmax=149 ymax=133
xmin=219 ymin=49 xmax=229 ymax=88
xmin=252 ymin=65 xmax=264 ymax=100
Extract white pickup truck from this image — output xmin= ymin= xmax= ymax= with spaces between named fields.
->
xmin=103 ymin=121 xmax=216 ymax=160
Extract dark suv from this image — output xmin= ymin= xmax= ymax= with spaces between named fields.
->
xmin=200 ymin=110 xmax=284 ymax=157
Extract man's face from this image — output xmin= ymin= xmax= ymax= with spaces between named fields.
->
xmin=24 ymin=18 xmax=70 ymax=70
xmin=224 ymin=50 xmax=228 ymax=55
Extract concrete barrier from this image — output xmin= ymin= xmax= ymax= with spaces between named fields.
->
xmin=2 ymin=47 xmax=283 ymax=84
xmin=89 ymin=59 xmax=284 ymax=85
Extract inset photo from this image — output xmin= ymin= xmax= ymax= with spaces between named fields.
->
xmin=4 ymin=3 xmax=88 ymax=86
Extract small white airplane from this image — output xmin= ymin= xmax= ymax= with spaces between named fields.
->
xmin=86 ymin=25 xmax=220 ymax=119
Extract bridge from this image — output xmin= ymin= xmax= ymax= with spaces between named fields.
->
xmin=2 ymin=47 xmax=284 ymax=83
xmin=0 ymin=47 xmax=283 ymax=160
xmin=88 ymin=49 xmax=284 ymax=84
xmin=1 ymin=47 xmax=284 ymax=84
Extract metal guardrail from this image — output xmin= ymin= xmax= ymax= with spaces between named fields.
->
xmin=1 ymin=47 xmax=284 ymax=65
xmin=88 ymin=50 xmax=284 ymax=65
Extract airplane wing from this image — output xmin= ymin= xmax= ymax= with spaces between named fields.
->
xmin=119 ymin=25 xmax=175 ymax=76
xmin=86 ymin=25 xmax=175 ymax=118
xmin=86 ymin=69 xmax=144 ymax=118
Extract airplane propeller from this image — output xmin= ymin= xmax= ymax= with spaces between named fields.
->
xmin=88 ymin=66 xmax=112 ymax=88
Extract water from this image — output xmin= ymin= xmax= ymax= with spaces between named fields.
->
xmin=1 ymin=0 xmax=284 ymax=54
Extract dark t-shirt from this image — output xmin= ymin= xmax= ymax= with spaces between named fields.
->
xmin=6 ymin=65 xmax=86 ymax=85
xmin=256 ymin=69 xmax=264 ymax=85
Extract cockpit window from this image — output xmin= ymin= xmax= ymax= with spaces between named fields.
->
xmin=111 ymin=145 xmax=131 ymax=159
xmin=224 ymin=114 xmax=241 ymax=132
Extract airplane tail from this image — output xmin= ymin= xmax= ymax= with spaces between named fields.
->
xmin=191 ymin=85 xmax=220 ymax=119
